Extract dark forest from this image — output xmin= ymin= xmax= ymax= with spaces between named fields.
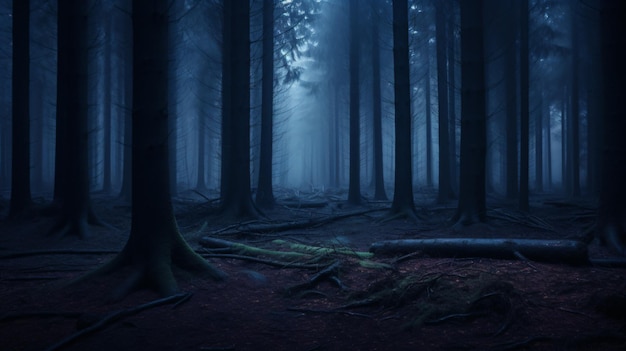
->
xmin=1 ymin=0 xmax=625 ymax=350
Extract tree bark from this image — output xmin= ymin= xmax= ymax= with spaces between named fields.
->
xmin=86 ymin=0 xmax=226 ymax=298
xmin=256 ymin=0 xmax=276 ymax=208
xmin=453 ymin=0 xmax=487 ymax=226
xmin=519 ymin=0 xmax=529 ymax=212
xmin=596 ymin=0 xmax=626 ymax=255
xmin=371 ymin=0 xmax=387 ymax=201
xmin=390 ymin=0 xmax=416 ymax=218
xmin=8 ymin=0 xmax=31 ymax=219
xmin=436 ymin=1 xmax=451 ymax=203
xmin=347 ymin=0 xmax=361 ymax=205
xmin=570 ymin=5 xmax=581 ymax=198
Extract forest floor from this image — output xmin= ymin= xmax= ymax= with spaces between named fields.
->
xmin=0 ymin=189 xmax=625 ymax=351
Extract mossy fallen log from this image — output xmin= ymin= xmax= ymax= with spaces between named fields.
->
xmin=370 ymin=238 xmax=589 ymax=265
xmin=200 ymin=237 xmax=311 ymax=260
xmin=272 ymin=239 xmax=373 ymax=259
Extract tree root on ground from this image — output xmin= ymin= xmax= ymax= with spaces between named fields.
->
xmin=285 ymin=260 xmax=343 ymax=296
xmin=0 ymin=249 xmax=118 ymax=260
xmin=198 ymin=252 xmax=330 ymax=270
xmin=208 ymin=209 xmax=387 ymax=236
xmin=43 ymin=293 xmax=191 ymax=351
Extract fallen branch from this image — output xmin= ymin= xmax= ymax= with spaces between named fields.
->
xmin=370 ymin=238 xmax=589 ymax=265
xmin=44 ymin=293 xmax=191 ymax=351
xmin=272 ymin=239 xmax=373 ymax=259
xmin=199 ymin=237 xmax=311 ymax=261
xmin=0 ymin=249 xmax=118 ymax=260
xmin=285 ymin=261 xmax=342 ymax=296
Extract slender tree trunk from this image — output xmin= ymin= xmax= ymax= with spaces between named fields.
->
xmin=102 ymin=15 xmax=113 ymax=194
xmin=424 ymin=43 xmax=433 ymax=188
xmin=519 ymin=0 xmax=529 ymax=212
xmin=256 ymin=0 xmax=275 ymax=208
xmin=454 ymin=0 xmax=487 ymax=226
xmin=505 ymin=28 xmax=518 ymax=200
xmin=347 ymin=0 xmax=361 ymax=205
xmin=371 ymin=0 xmax=387 ymax=201
xmin=436 ymin=1 xmax=450 ymax=203
xmin=535 ymin=93 xmax=543 ymax=192
xmin=9 ymin=0 xmax=31 ymax=219
xmin=570 ymin=8 xmax=581 ymax=198
xmin=447 ymin=4 xmax=458 ymax=197
xmin=196 ymin=113 xmax=206 ymax=191
xmin=545 ymin=98 xmax=552 ymax=190
xmin=390 ymin=0 xmax=416 ymax=217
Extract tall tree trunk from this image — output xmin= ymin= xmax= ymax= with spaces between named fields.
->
xmin=519 ymin=0 xmax=529 ymax=212
xmin=196 ymin=113 xmax=207 ymax=191
xmin=453 ymin=0 xmax=487 ymax=226
xmin=596 ymin=0 xmax=626 ymax=254
xmin=390 ymin=0 xmax=416 ymax=218
xmin=256 ymin=0 xmax=275 ymax=208
xmin=85 ymin=0 xmax=226 ymax=298
xmin=51 ymin=0 xmax=93 ymax=238
xmin=347 ymin=0 xmax=361 ymax=205
xmin=570 ymin=7 xmax=581 ymax=198
xmin=535 ymin=93 xmax=543 ymax=192
xmin=371 ymin=0 xmax=387 ymax=201
xmin=9 ymin=0 xmax=31 ymax=219
xmin=220 ymin=0 xmax=258 ymax=218
xmin=545 ymin=97 xmax=552 ymax=190
xmin=447 ymin=3 xmax=458 ymax=197
xmin=102 ymin=15 xmax=113 ymax=194
xmin=505 ymin=17 xmax=518 ymax=200
xmin=424 ymin=43 xmax=433 ymax=188
xmin=436 ymin=1 xmax=450 ymax=203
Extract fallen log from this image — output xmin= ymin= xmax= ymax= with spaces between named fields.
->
xmin=370 ymin=238 xmax=589 ymax=265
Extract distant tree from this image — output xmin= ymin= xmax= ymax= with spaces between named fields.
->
xmin=220 ymin=0 xmax=258 ymax=217
xmin=390 ymin=0 xmax=417 ymax=220
xmin=371 ymin=0 xmax=387 ymax=201
xmin=453 ymin=0 xmax=487 ymax=226
xmin=596 ymin=0 xmax=626 ymax=254
xmin=505 ymin=6 xmax=518 ymax=200
xmin=569 ymin=2 xmax=581 ymax=198
xmin=101 ymin=13 xmax=113 ymax=194
xmin=8 ymin=0 xmax=31 ymax=219
xmin=347 ymin=0 xmax=361 ymax=205
xmin=85 ymin=0 xmax=226 ymax=298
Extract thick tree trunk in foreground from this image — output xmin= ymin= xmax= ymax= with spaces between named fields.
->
xmin=596 ymin=0 xmax=626 ymax=255
xmin=256 ymin=0 xmax=276 ymax=208
xmin=453 ymin=0 xmax=487 ymax=226
xmin=390 ymin=0 xmax=416 ymax=218
xmin=8 ymin=0 xmax=31 ymax=219
xmin=347 ymin=0 xmax=361 ymax=205
xmin=88 ymin=0 xmax=226 ymax=298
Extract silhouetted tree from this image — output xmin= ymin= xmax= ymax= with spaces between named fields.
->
xmin=453 ymin=0 xmax=487 ymax=226
xmin=85 ymin=0 xmax=226 ymax=298
xmin=390 ymin=0 xmax=417 ymax=220
xmin=347 ymin=0 xmax=361 ymax=205
xmin=220 ymin=0 xmax=258 ymax=217
xmin=505 ymin=7 xmax=518 ymax=200
xmin=569 ymin=2 xmax=581 ymax=198
xmin=256 ymin=0 xmax=275 ymax=208
xmin=50 ymin=0 xmax=98 ymax=238
xmin=519 ymin=0 xmax=529 ymax=212
xmin=596 ymin=0 xmax=626 ymax=254
xmin=8 ymin=0 xmax=31 ymax=219
xmin=435 ymin=0 xmax=450 ymax=203
xmin=371 ymin=0 xmax=387 ymax=201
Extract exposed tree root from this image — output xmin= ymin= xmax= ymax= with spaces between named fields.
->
xmin=199 ymin=252 xmax=331 ymax=269
xmin=43 ymin=293 xmax=191 ymax=351
xmin=285 ymin=260 xmax=343 ymax=296
xmin=286 ymin=307 xmax=372 ymax=318
xmin=209 ymin=209 xmax=386 ymax=236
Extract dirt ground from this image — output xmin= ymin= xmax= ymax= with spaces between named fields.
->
xmin=1 ymin=190 xmax=625 ymax=351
